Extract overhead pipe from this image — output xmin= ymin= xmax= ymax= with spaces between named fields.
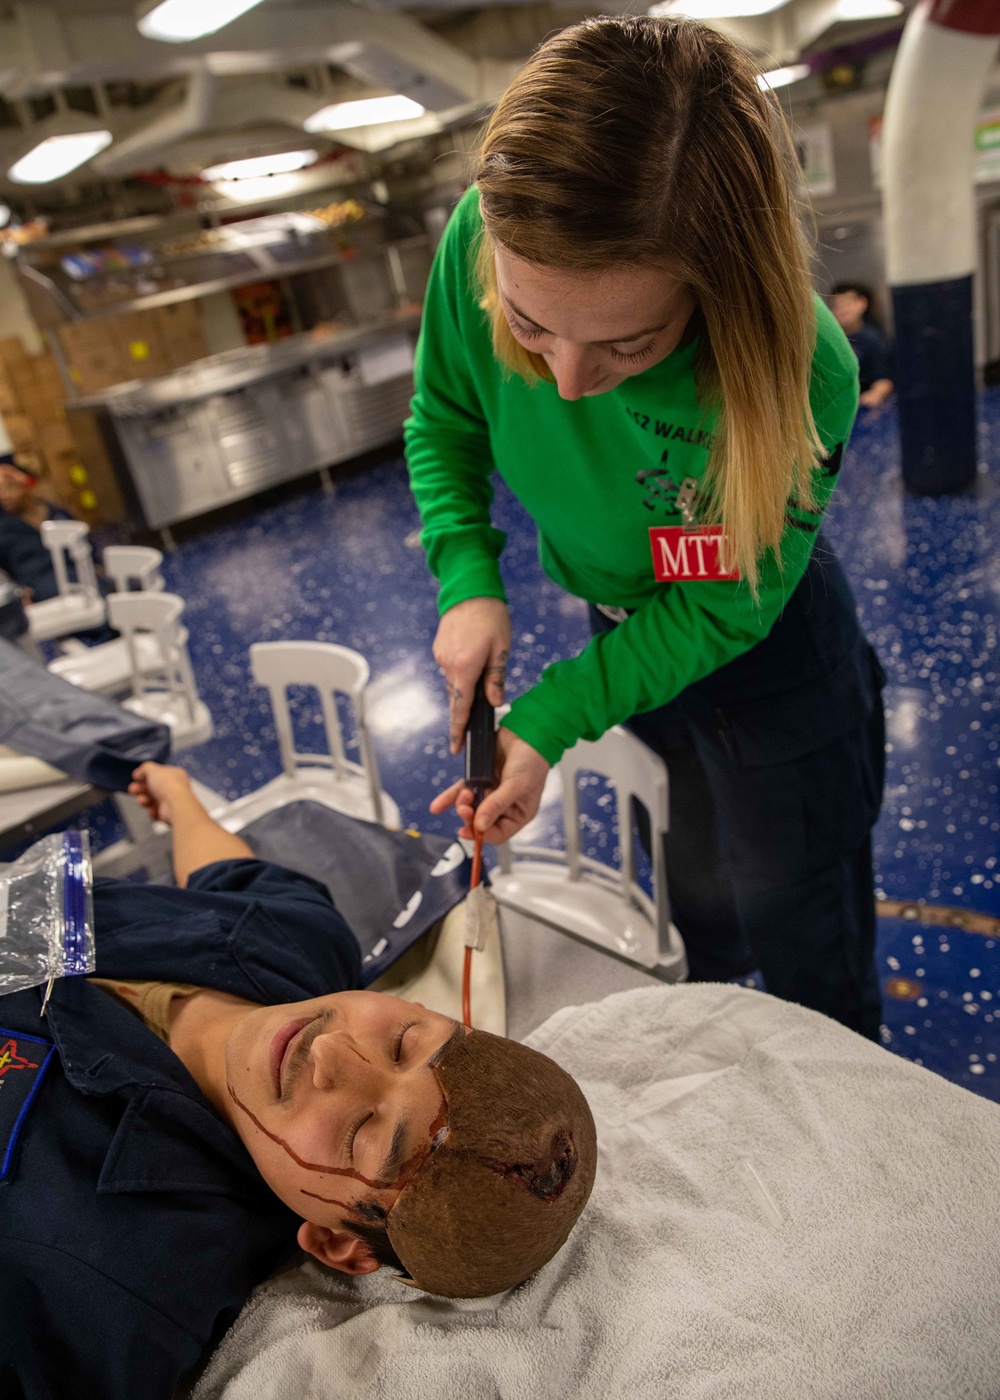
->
xmin=92 ymin=66 xmax=215 ymax=176
xmin=881 ymin=0 xmax=1000 ymax=493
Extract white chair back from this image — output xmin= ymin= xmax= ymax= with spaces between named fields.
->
xmin=560 ymin=725 xmax=669 ymax=918
xmin=104 ymin=592 xmax=211 ymax=751
xmin=103 ymin=545 xmax=164 ymax=594
xmin=40 ymin=519 xmax=100 ymax=600
xmin=494 ymin=724 xmax=685 ymax=977
xmin=249 ymin=640 xmax=385 ymax=825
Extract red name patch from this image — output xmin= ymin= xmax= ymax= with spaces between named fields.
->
xmin=649 ymin=526 xmax=740 ymax=582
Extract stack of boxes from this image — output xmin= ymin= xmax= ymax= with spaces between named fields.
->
xmin=0 ymin=301 xmax=211 ymax=527
xmin=57 ymin=301 xmax=210 ymax=396
xmin=0 ymin=336 xmax=124 ymax=527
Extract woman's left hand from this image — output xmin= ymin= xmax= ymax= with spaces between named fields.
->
xmin=429 ymin=728 xmax=550 ymax=845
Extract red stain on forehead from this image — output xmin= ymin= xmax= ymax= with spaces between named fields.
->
xmin=228 ymin=1083 xmax=450 ymax=1193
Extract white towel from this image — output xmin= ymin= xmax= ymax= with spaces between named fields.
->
xmin=193 ymin=984 xmax=1000 ymax=1400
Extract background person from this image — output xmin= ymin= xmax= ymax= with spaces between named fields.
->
xmin=829 ymin=282 xmax=895 ymax=408
xmin=0 ymin=762 xmax=596 ymax=1400
xmin=0 ymin=450 xmax=75 ymax=602
xmin=406 ymin=16 xmax=886 ymax=1039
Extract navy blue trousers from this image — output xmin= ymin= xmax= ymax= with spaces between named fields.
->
xmin=590 ymin=536 xmax=886 ymax=1040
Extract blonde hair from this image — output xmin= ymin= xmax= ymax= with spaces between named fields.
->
xmin=473 ymin=15 xmax=823 ymax=592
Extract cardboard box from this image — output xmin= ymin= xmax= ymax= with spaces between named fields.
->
xmin=58 ymin=409 xmax=127 ymax=526
xmin=1 ymin=411 xmax=36 ymax=452
xmin=0 ymin=371 xmax=18 ymax=416
xmin=19 ymin=393 xmax=65 ymax=435
xmin=155 ymin=300 xmax=210 ymax=369
xmin=0 ymin=336 xmax=30 ymax=372
xmin=12 ymin=354 xmax=68 ymax=432
xmin=114 ymin=311 xmax=171 ymax=380
xmin=32 ymin=353 xmax=70 ymax=405
xmin=38 ymin=420 xmax=76 ymax=461
xmin=57 ymin=321 xmax=129 ymax=395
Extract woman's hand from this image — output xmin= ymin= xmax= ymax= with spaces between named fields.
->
xmin=433 ymin=597 xmax=511 ymax=754
xmin=430 ymin=728 xmax=550 ymax=845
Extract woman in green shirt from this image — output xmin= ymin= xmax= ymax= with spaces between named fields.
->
xmin=406 ymin=16 xmax=885 ymax=1038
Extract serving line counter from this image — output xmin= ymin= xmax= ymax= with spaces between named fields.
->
xmin=65 ymin=312 xmax=421 ymax=536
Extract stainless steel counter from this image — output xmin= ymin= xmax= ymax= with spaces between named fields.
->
xmin=68 ymin=315 xmax=422 ymax=532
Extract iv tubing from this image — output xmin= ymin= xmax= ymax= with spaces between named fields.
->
xmin=462 ymin=830 xmax=484 ymax=1028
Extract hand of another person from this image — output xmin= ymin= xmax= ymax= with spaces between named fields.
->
xmin=859 ymin=379 xmax=893 ymax=409
xmin=128 ymin=762 xmax=192 ymax=826
xmin=433 ymin=597 xmax=511 ymax=754
xmin=430 ymin=727 xmax=550 ymax=845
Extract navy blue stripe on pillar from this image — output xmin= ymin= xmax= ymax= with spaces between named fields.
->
xmin=890 ymin=273 xmax=977 ymax=495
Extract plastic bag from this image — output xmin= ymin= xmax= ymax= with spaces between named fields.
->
xmin=0 ymin=831 xmax=95 ymax=997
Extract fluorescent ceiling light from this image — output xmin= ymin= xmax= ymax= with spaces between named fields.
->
xmin=137 ymin=0 xmax=267 ymax=42
xmin=835 ymin=0 xmax=902 ymax=16
xmin=758 ymin=63 xmax=812 ymax=89
xmin=201 ymin=149 xmax=317 ymax=182
xmin=211 ymin=173 xmax=304 ymax=204
xmin=305 ymin=96 xmax=425 ymax=133
xmin=8 ymin=130 xmax=113 ymax=184
xmin=649 ymin=0 xmax=788 ymax=17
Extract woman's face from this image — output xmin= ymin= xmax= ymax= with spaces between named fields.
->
xmin=494 ymin=245 xmax=696 ymax=401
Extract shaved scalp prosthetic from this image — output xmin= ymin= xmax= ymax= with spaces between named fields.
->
xmin=385 ymin=1029 xmax=598 ymax=1298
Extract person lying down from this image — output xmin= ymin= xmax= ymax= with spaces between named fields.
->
xmin=0 ymin=763 xmax=597 ymax=1400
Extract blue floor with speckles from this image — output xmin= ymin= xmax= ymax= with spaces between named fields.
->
xmin=26 ymin=390 xmax=1000 ymax=1099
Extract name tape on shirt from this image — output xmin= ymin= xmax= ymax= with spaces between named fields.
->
xmin=0 ymin=1029 xmax=56 ymax=1180
xmin=649 ymin=526 xmax=741 ymax=582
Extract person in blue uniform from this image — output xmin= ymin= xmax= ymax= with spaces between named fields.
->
xmin=0 ymin=453 xmax=75 ymax=602
xmin=830 ymin=284 xmax=895 ymax=408
xmin=0 ymin=763 xmax=596 ymax=1400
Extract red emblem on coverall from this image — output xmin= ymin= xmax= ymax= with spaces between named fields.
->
xmin=0 ymin=1039 xmax=40 ymax=1077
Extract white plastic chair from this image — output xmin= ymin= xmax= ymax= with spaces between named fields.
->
xmin=106 ymin=592 xmax=213 ymax=750
xmin=213 ymin=640 xmax=400 ymax=832
xmin=48 ymin=547 xmax=174 ymax=696
xmin=26 ymin=520 xmax=106 ymax=643
xmin=490 ymin=724 xmax=687 ymax=980
xmin=102 ymin=546 xmax=165 ymax=594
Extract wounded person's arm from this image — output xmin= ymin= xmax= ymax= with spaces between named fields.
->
xmin=128 ymin=762 xmax=253 ymax=887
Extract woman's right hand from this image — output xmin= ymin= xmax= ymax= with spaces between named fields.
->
xmin=433 ymin=597 xmax=511 ymax=754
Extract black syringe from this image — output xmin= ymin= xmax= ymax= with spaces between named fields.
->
xmin=461 ymin=675 xmax=496 ymax=1028
xmin=464 ymin=676 xmax=497 ymax=811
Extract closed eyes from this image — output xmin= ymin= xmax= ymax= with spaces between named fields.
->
xmin=344 ymin=1110 xmax=372 ymax=1159
xmin=344 ymin=1020 xmax=416 ymax=1160
xmin=393 ymin=1019 xmax=417 ymax=1061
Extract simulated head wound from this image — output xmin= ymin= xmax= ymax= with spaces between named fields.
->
xmin=386 ymin=1028 xmax=597 ymax=1298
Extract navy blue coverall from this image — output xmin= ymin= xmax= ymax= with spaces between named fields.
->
xmin=0 ymin=504 xmax=74 ymax=603
xmin=591 ymin=535 xmax=886 ymax=1041
xmin=0 ymin=859 xmax=361 ymax=1400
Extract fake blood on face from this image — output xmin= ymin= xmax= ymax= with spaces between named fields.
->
xmin=227 ymin=1082 xmax=450 ymax=1194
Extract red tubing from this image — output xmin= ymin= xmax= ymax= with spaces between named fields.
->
xmin=462 ymin=832 xmax=485 ymax=1027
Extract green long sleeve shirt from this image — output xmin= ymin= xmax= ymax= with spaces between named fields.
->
xmin=404 ymin=187 xmax=860 ymax=766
